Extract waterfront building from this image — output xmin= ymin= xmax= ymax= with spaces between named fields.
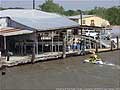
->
xmin=0 ymin=9 xmax=80 ymax=56
xmin=0 ymin=9 xmax=111 ymax=57
xmin=69 ymin=15 xmax=110 ymax=27
xmin=0 ymin=10 xmax=118 ymax=67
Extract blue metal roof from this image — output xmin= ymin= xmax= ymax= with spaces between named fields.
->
xmin=0 ymin=9 xmax=79 ymax=31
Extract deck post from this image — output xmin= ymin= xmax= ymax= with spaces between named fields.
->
xmin=51 ymin=31 xmax=54 ymax=52
xmin=62 ymin=31 xmax=66 ymax=58
xmin=3 ymin=36 xmax=7 ymax=57
xmin=31 ymin=32 xmax=37 ymax=63
xmin=24 ymin=42 xmax=26 ymax=55
xmin=55 ymin=45 xmax=56 ymax=52
xmin=36 ymin=41 xmax=38 ymax=54
xmin=3 ymin=36 xmax=6 ymax=51
xmin=95 ymin=41 xmax=98 ymax=53
xmin=66 ymin=30 xmax=68 ymax=45
xmin=84 ymin=37 xmax=86 ymax=49
xmin=31 ymin=42 xmax=35 ymax=64
xmin=89 ymin=35 xmax=91 ymax=49
xmin=0 ymin=51 xmax=1 ymax=60
xmin=35 ymin=32 xmax=38 ymax=55
xmin=99 ymin=31 xmax=102 ymax=49
xmin=42 ymin=33 xmax=44 ymax=53
xmin=116 ymin=36 xmax=119 ymax=50
xmin=111 ymin=41 xmax=113 ymax=51
xmin=90 ymin=40 xmax=92 ymax=49
xmin=111 ymin=40 xmax=113 ymax=51
xmin=21 ymin=42 xmax=24 ymax=56
xmin=80 ymin=10 xmax=83 ymax=35
xmin=58 ymin=31 xmax=60 ymax=52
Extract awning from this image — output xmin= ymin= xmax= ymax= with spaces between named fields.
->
xmin=0 ymin=27 xmax=33 ymax=36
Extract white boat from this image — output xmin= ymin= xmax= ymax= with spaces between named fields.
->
xmin=83 ymin=58 xmax=104 ymax=65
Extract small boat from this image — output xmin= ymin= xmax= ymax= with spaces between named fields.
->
xmin=83 ymin=58 xmax=104 ymax=65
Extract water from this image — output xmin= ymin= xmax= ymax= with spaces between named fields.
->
xmin=0 ymin=50 xmax=120 ymax=89
xmin=102 ymin=62 xmax=120 ymax=70
xmin=105 ymin=26 xmax=120 ymax=38
xmin=110 ymin=26 xmax=120 ymax=38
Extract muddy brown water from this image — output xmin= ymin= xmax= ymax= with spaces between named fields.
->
xmin=0 ymin=50 xmax=120 ymax=89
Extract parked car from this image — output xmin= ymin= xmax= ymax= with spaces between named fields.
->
xmin=85 ymin=30 xmax=98 ymax=39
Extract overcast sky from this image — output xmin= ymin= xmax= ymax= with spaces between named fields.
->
xmin=0 ymin=0 xmax=120 ymax=10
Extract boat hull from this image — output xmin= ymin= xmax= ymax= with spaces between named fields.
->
xmin=84 ymin=59 xmax=104 ymax=64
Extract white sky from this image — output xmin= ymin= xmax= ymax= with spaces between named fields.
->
xmin=0 ymin=0 xmax=120 ymax=10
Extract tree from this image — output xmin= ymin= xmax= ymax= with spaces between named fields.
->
xmin=39 ymin=0 xmax=64 ymax=14
xmin=0 ymin=7 xmax=6 ymax=10
xmin=105 ymin=6 xmax=120 ymax=25
xmin=86 ymin=6 xmax=120 ymax=25
xmin=64 ymin=10 xmax=79 ymax=16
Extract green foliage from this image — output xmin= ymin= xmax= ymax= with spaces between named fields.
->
xmin=0 ymin=7 xmax=6 ymax=10
xmin=87 ymin=7 xmax=106 ymax=18
xmin=64 ymin=10 xmax=80 ymax=16
xmin=86 ymin=6 xmax=120 ymax=25
xmin=39 ymin=0 xmax=120 ymax=25
xmin=39 ymin=0 xmax=64 ymax=14
xmin=0 ymin=7 xmax=24 ymax=11
xmin=105 ymin=6 xmax=120 ymax=25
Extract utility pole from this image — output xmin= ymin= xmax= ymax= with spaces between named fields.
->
xmin=80 ymin=10 xmax=83 ymax=35
xmin=33 ymin=0 xmax=35 ymax=9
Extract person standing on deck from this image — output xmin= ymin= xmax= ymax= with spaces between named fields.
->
xmin=81 ymin=39 xmax=83 ymax=49
xmin=77 ymin=39 xmax=81 ymax=51
xmin=80 ymin=38 xmax=85 ymax=55
xmin=72 ymin=39 xmax=76 ymax=51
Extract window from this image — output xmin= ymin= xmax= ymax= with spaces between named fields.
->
xmin=90 ymin=20 xmax=95 ymax=26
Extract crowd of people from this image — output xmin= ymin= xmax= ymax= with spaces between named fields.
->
xmin=66 ymin=38 xmax=85 ymax=52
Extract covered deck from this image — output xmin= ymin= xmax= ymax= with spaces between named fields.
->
xmin=1 ymin=9 xmax=119 ymax=68
xmin=0 ymin=27 xmax=33 ymax=55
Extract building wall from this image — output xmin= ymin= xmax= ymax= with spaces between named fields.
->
xmin=78 ymin=16 xmax=110 ymax=27
xmin=0 ymin=18 xmax=8 ymax=28
xmin=0 ymin=17 xmax=35 ymax=31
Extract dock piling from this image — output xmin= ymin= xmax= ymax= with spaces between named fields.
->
xmin=116 ymin=36 xmax=119 ymax=50
xmin=62 ymin=32 xmax=66 ymax=58
xmin=111 ymin=40 xmax=113 ymax=51
xmin=95 ymin=41 xmax=98 ymax=53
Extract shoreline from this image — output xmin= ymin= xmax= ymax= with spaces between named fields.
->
xmin=111 ymin=25 xmax=120 ymax=27
xmin=0 ymin=49 xmax=120 ymax=70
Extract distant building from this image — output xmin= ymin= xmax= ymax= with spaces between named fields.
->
xmin=0 ymin=9 xmax=80 ymax=55
xmin=69 ymin=15 xmax=110 ymax=27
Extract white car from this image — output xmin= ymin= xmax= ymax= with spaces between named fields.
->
xmin=85 ymin=30 xmax=98 ymax=39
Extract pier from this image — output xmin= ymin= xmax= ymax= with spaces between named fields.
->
xmin=0 ymin=9 xmax=120 ymax=69
xmin=0 ymin=28 xmax=120 ymax=68
xmin=0 ymin=42 xmax=120 ymax=68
